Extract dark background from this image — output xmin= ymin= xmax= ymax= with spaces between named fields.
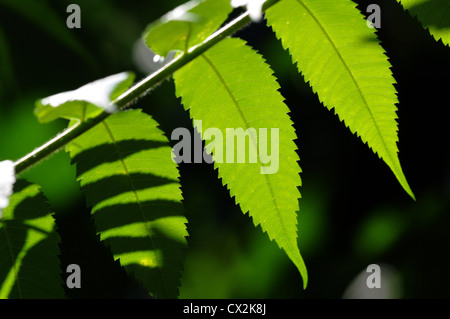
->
xmin=0 ymin=0 xmax=449 ymax=298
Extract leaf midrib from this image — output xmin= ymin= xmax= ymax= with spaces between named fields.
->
xmin=101 ymin=121 xmax=168 ymax=296
xmin=295 ymin=0 xmax=396 ymax=167
xmin=200 ymin=52 xmax=295 ymax=253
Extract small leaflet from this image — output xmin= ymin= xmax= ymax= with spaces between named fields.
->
xmin=144 ymin=0 xmax=233 ymax=58
xmin=0 ymin=160 xmax=16 ymax=219
xmin=41 ymin=72 xmax=131 ymax=113
xmin=35 ymin=72 xmax=135 ymax=123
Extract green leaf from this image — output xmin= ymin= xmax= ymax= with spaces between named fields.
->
xmin=0 ymin=180 xmax=64 ymax=299
xmin=34 ymin=72 xmax=135 ymax=123
xmin=266 ymin=0 xmax=415 ymax=199
xmin=66 ymin=109 xmax=188 ymax=298
xmin=173 ymin=37 xmax=307 ymax=288
xmin=397 ymin=0 xmax=450 ymax=46
xmin=144 ymin=0 xmax=233 ymax=57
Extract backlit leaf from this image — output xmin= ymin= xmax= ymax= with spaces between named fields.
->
xmin=35 ymin=72 xmax=135 ymax=123
xmin=144 ymin=0 xmax=233 ymax=58
xmin=266 ymin=0 xmax=415 ymax=199
xmin=174 ymin=37 xmax=307 ymax=288
xmin=66 ymin=109 xmax=188 ymax=298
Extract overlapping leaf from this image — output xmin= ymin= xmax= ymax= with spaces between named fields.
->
xmin=35 ymin=72 xmax=135 ymax=123
xmin=173 ymin=37 xmax=307 ymax=288
xmin=397 ymin=0 xmax=450 ymax=46
xmin=144 ymin=0 xmax=232 ymax=58
xmin=0 ymin=180 xmax=64 ymax=299
xmin=66 ymin=109 xmax=188 ymax=298
xmin=266 ymin=0 xmax=415 ymax=199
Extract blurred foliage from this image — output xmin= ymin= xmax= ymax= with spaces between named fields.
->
xmin=0 ymin=0 xmax=449 ymax=298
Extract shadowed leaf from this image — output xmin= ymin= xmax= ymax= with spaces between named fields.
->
xmin=66 ymin=109 xmax=188 ymax=298
xmin=397 ymin=0 xmax=450 ymax=46
xmin=0 ymin=180 xmax=64 ymax=299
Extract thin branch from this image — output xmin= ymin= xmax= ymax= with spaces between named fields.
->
xmin=14 ymin=0 xmax=280 ymax=175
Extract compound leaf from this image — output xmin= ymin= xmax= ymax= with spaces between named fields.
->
xmin=66 ymin=109 xmax=188 ymax=298
xmin=0 ymin=180 xmax=64 ymax=299
xmin=174 ymin=37 xmax=307 ymax=288
xmin=266 ymin=0 xmax=415 ymax=199
xmin=397 ymin=0 xmax=450 ymax=46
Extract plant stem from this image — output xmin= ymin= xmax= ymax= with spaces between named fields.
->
xmin=13 ymin=0 xmax=280 ymax=175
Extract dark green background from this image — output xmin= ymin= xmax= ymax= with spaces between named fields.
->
xmin=0 ymin=0 xmax=449 ymax=298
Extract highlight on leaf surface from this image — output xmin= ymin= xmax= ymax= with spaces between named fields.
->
xmin=266 ymin=0 xmax=415 ymax=199
xmin=0 ymin=160 xmax=15 ymax=219
xmin=66 ymin=109 xmax=188 ymax=298
xmin=0 ymin=180 xmax=64 ymax=299
xmin=144 ymin=0 xmax=233 ymax=58
xmin=174 ymin=37 xmax=307 ymax=288
xmin=34 ymin=72 xmax=135 ymax=123
xmin=231 ymin=0 xmax=266 ymax=22
xmin=397 ymin=0 xmax=450 ymax=46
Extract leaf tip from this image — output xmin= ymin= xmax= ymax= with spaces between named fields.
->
xmin=403 ymin=182 xmax=416 ymax=201
xmin=298 ymin=256 xmax=308 ymax=290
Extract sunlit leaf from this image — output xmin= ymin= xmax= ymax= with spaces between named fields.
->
xmin=34 ymin=72 xmax=135 ymax=123
xmin=266 ymin=0 xmax=415 ymax=199
xmin=174 ymin=37 xmax=307 ymax=288
xmin=144 ymin=0 xmax=233 ymax=58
